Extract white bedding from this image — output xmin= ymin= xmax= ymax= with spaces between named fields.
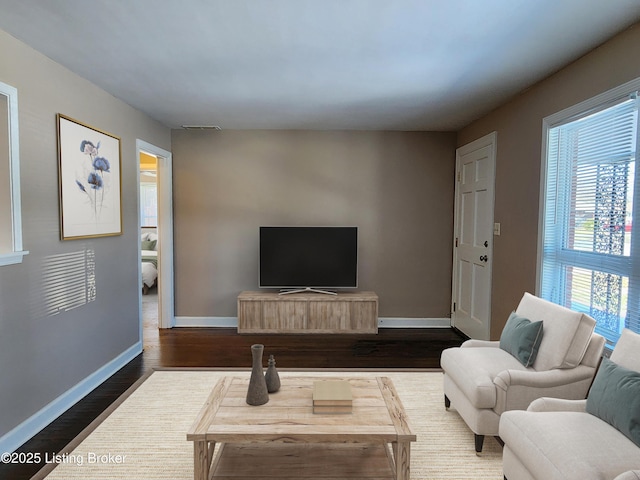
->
xmin=142 ymin=250 xmax=158 ymax=289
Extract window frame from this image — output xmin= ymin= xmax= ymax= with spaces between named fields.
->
xmin=537 ymin=77 xmax=640 ymax=348
xmin=0 ymin=80 xmax=28 ymax=266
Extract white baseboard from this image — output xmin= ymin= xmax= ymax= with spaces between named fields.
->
xmin=174 ymin=316 xmax=238 ymax=327
xmin=378 ymin=317 xmax=451 ymax=328
xmin=174 ymin=316 xmax=452 ymax=329
xmin=0 ymin=341 xmax=142 ymax=455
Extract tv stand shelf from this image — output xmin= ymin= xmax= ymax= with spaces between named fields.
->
xmin=237 ymin=291 xmax=378 ymax=334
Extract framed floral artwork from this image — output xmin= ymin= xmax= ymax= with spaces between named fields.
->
xmin=57 ymin=114 xmax=122 ymax=240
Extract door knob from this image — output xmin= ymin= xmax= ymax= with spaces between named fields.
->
xmin=484 ymin=241 xmax=489 ymax=247
xmin=480 ymin=255 xmax=488 ymax=262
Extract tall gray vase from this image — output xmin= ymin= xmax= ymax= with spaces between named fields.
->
xmin=246 ymin=344 xmax=269 ymax=406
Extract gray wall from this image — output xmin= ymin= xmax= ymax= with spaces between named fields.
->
xmin=0 ymin=29 xmax=170 ymax=439
xmin=457 ymin=22 xmax=640 ymax=339
xmin=172 ymin=129 xmax=456 ymax=319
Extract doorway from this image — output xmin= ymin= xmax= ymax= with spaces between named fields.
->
xmin=137 ymin=140 xmax=174 ymax=346
xmin=451 ymin=132 xmax=496 ymax=340
xmin=140 ymin=151 xmax=159 ymax=346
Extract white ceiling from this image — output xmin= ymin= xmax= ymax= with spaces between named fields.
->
xmin=1 ymin=0 xmax=640 ymax=130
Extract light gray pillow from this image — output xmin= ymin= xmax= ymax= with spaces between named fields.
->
xmin=499 ymin=311 xmax=544 ymax=367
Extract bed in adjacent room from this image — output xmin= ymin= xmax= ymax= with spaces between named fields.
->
xmin=141 ymin=231 xmax=158 ymax=294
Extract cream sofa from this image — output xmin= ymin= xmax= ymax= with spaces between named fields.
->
xmin=441 ymin=293 xmax=605 ymax=452
xmin=500 ymin=329 xmax=640 ymax=479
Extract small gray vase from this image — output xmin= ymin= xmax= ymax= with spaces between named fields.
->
xmin=246 ymin=344 xmax=269 ymax=406
xmin=265 ymin=354 xmax=281 ymax=393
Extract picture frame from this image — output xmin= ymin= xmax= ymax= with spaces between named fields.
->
xmin=57 ymin=114 xmax=122 ymax=240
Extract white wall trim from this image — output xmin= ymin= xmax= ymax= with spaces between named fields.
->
xmin=174 ymin=316 xmax=238 ymax=328
xmin=136 ymin=140 xmax=175 ymax=330
xmin=0 ymin=250 xmax=29 ymax=266
xmin=0 ymin=80 xmax=27 ymax=265
xmin=378 ymin=317 xmax=451 ymax=328
xmin=174 ymin=316 xmax=451 ymax=329
xmin=0 ymin=342 xmax=142 ymax=454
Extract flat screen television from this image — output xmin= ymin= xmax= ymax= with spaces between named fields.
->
xmin=259 ymin=226 xmax=358 ymax=291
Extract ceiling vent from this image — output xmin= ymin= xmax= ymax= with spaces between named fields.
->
xmin=181 ymin=125 xmax=222 ymax=130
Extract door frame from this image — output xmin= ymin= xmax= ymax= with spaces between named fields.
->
xmin=137 ymin=139 xmax=175 ymax=330
xmin=451 ymin=131 xmax=497 ymax=339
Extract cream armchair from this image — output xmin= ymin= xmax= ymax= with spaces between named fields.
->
xmin=500 ymin=329 xmax=640 ymax=479
xmin=441 ymin=292 xmax=605 ymax=452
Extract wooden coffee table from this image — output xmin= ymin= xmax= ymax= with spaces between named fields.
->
xmin=187 ymin=375 xmax=416 ymax=479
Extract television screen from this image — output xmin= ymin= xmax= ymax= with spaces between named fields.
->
xmin=259 ymin=226 xmax=358 ymax=289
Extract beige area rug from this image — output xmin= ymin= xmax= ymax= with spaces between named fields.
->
xmin=36 ymin=370 xmax=503 ymax=479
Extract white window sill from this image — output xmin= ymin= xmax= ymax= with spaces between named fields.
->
xmin=0 ymin=250 xmax=29 ymax=266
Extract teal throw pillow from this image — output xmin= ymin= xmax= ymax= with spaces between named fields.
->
xmin=141 ymin=239 xmax=157 ymax=251
xmin=586 ymin=357 xmax=640 ymax=448
xmin=499 ymin=311 xmax=544 ymax=367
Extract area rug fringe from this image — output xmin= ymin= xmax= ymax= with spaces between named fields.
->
xmin=36 ymin=370 xmax=503 ymax=479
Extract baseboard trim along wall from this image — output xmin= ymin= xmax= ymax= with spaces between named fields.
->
xmin=378 ymin=317 xmax=451 ymax=328
xmin=174 ymin=317 xmax=452 ymax=328
xmin=174 ymin=317 xmax=238 ymax=327
xmin=0 ymin=341 xmax=142 ymax=455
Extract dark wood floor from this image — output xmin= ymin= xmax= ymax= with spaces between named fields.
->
xmin=3 ymin=326 xmax=466 ymax=480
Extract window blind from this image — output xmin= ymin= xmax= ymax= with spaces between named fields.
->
xmin=541 ymin=93 xmax=639 ymax=348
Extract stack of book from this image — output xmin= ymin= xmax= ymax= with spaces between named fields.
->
xmin=312 ymin=380 xmax=352 ymax=414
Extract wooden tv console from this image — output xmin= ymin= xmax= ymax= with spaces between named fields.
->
xmin=237 ymin=291 xmax=378 ymax=334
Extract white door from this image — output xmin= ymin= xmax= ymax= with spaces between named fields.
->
xmin=451 ymin=132 xmax=496 ymax=340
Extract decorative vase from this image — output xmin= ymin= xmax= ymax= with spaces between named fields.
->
xmin=265 ymin=354 xmax=281 ymax=393
xmin=246 ymin=344 xmax=269 ymax=406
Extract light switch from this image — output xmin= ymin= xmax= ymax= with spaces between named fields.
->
xmin=494 ymin=223 xmax=501 ymax=236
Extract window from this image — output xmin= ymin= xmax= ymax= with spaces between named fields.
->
xmin=139 ymin=151 xmax=157 ymax=228
xmin=140 ymin=182 xmax=157 ymax=228
xmin=0 ymin=80 xmax=27 ymax=266
xmin=540 ymin=81 xmax=640 ymax=349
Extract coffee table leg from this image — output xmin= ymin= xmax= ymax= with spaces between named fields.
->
xmin=193 ymin=440 xmax=209 ymax=480
xmin=394 ymin=441 xmax=411 ymax=480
